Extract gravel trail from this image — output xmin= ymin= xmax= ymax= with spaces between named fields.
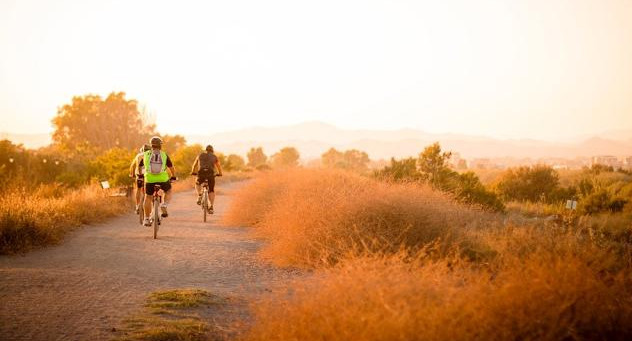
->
xmin=0 ymin=182 xmax=298 ymax=340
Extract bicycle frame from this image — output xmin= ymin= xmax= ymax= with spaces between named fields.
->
xmin=150 ymin=184 xmax=163 ymax=239
xmin=201 ymin=180 xmax=209 ymax=222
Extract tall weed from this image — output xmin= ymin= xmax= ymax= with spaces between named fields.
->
xmin=244 ymin=233 xmax=632 ymax=341
xmin=0 ymin=185 xmax=128 ymax=254
xmin=224 ymin=169 xmax=492 ymax=267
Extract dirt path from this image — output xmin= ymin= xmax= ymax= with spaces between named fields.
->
xmin=0 ymin=182 xmax=299 ymax=341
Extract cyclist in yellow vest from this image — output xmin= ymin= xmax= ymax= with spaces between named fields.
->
xmin=139 ymin=136 xmax=176 ymax=226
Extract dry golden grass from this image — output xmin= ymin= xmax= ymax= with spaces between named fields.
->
xmin=0 ymin=184 xmax=129 ymax=254
xmin=224 ymin=169 xmax=492 ymax=267
xmin=244 ymin=230 xmax=632 ymax=341
xmin=224 ymin=169 xmax=632 ymax=340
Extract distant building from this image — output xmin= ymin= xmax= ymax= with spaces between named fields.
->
xmin=552 ymin=164 xmax=569 ymax=170
xmin=625 ymin=156 xmax=632 ymax=170
xmin=469 ymin=158 xmax=492 ymax=169
xmin=592 ymin=155 xmax=622 ymax=169
xmin=450 ymin=152 xmax=466 ymax=169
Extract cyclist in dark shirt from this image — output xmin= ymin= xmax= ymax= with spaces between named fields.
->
xmin=191 ymin=145 xmax=223 ymax=213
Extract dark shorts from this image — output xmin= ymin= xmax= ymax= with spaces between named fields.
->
xmin=145 ymin=181 xmax=172 ymax=195
xmin=136 ymin=175 xmax=144 ymax=189
xmin=196 ymin=168 xmax=216 ymax=192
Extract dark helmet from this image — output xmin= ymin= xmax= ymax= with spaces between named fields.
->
xmin=205 ymin=145 xmax=214 ymax=152
xmin=139 ymin=144 xmax=150 ymax=153
xmin=150 ymin=136 xmax=162 ymax=148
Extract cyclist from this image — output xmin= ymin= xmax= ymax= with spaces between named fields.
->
xmin=129 ymin=144 xmax=151 ymax=214
xmin=191 ymin=145 xmax=223 ymax=213
xmin=140 ymin=136 xmax=176 ymax=226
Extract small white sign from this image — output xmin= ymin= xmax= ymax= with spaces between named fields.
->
xmin=100 ymin=181 xmax=110 ymax=189
xmin=566 ymin=200 xmax=577 ymax=210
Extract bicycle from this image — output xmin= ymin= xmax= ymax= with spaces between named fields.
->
xmin=149 ymin=184 xmax=162 ymax=239
xmin=147 ymin=177 xmax=176 ymax=239
xmin=193 ymin=171 xmax=221 ymax=222
xmin=200 ymin=179 xmax=210 ymax=222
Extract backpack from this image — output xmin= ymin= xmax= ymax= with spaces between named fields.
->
xmin=199 ymin=152 xmax=214 ymax=170
xmin=149 ymin=150 xmax=164 ymax=174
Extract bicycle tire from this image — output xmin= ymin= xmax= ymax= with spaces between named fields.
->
xmin=202 ymin=188 xmax=208 ymax=222
xmin=153 ymin=198 xmax=160 ymax=239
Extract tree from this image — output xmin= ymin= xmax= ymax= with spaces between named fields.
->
xmin=225 ymin=154 xmax=245 ymax=171
xmin=374 ymin=157 xmax=420 ymax=181
xmin=172 ymin=144 xmax=203 ymax=178
xmin=374 ymin=142 xmax=504 ymax=212
xmin=454 ymin=172 xmax=505 ymax=212
xmin=418 ymin=142 xmax=453 ymax=189
xmin=90 ymin=147 xmax=136 ymax=186
xmin=495 ymin=165 xmax=561 ymax=202
xmin=321 ymin=148 xmax=344 ymax=168
xmin=0 ymin=140 xmax=25 ymax=183
xmin=160 ymin=134 xmax=187 ymax=154
xmin=321 ymin=148 xmax=370 ymax=172
xmin=247 ymin=147 xmax=267 ymax=168
xmin=271 ymin=147 xmax=300 ymax=168
xmin=52 ymin=92 xmax=154 ymax=157
xmin=343 ymin=150 xmax=370 ymax=172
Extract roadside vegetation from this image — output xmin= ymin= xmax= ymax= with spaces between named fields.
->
xmin=225 ymin=166 xmax=632 ymax=340
xmin=224 ymin=168 xmax=492 ymax=267
xmin=0 ymin=184 xmax=129 ymax=254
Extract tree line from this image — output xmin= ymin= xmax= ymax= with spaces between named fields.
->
xmin=0 ymin=92 xmax=372 ymax=189
xmin=375 ymin=142 xmax=632 ymax=214
xmin=3 ymin=91 xmax=629 ymax=216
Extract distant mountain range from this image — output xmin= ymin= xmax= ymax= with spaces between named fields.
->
xmin=3 ymin=122 xmax=632 ymax=160
xmin=187 ymin=122 xmax=632 ymax=160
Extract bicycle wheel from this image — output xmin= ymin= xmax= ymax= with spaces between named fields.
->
xmin=202 ymin=189 xmax=208 ymax=222
xmin=153 ymin=198 xmax=160 ymax=239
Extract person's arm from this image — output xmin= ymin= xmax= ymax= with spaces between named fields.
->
xmin=166 ymin=156 xmax=176 ymax=178
xmin=215 ymin=159 xmax=223 ymax=176
xmin=191 ymin=156 xmax=199 ymax=174
xmin=129 ymin=157 xmax=137 ymax=177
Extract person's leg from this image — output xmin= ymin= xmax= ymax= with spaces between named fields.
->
xmin=195 ymin=177 xmax=202 ymax=204
xmin=209 ymin=176 xmax=216 ymax=208
xmin=143 ymin=184 xmax=153 ymax=220
xmin=195 ymin=174 xmax=203 ymax=196
xmin=135 ymin=187 xmax=141 ymax=206
xmin=160 ymin=182 xmax=172 ymax=217
xmin=135 ymin=179 xmax=143 ymax=211
xmin=164 ymin=189 xmax=172 ymax=204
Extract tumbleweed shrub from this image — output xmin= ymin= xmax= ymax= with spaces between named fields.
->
xmin=223 ymin=169 xmax=302 ymax=227
xmin=243 ymin=231 xmax=632 ymax=341
xmin=224 ymin=168 xmax=491 ymax=267
xmin=0 ymin=184 xmax=128 ymax=254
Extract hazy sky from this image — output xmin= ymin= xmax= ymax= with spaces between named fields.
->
xmin=1 ymin=0 xmax=631 ymax=140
